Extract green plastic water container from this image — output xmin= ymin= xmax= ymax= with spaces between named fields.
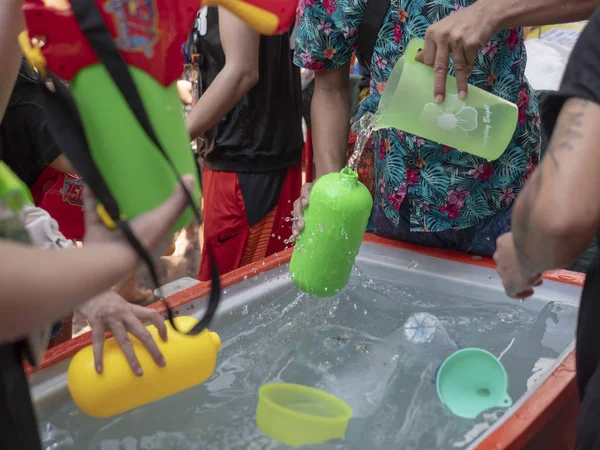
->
xmin=375 ymin=38 xmax=518 ymax=161
xmin=289 ymin=168 xmax=373 ymax=297
xmin=70 ymin=64 xmax=200 ymax=232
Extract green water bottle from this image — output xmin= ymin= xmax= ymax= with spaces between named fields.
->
xmin=290 ymin=168 xmax=373 ymax=297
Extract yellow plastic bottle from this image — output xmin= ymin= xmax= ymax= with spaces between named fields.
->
xmin=68 ymin=316 xmax=221 ymax=418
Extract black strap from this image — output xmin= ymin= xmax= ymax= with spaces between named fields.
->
xmin=358 ymin=0 xmax=390 ymax=71
xmin=40 ymin=0 xmax=220 ymax=336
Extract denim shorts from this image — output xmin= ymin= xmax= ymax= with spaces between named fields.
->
xmin=369 ymin=200 xmax=513 ymax=258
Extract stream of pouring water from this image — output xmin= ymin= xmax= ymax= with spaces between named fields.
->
xmin=346 ymin=112 xmax=376 ymax=171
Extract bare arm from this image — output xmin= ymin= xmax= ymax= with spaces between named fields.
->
xmin=512 ymin=98 xmax=600 ymax=274
xmin=0 ymin=241 xmax=136 ymax=342
xmin=0 ymin=175 xmax=193 ymax=343
xmin=311 ymin=64 xmax=351 ymax=178
xmin=420 ymin=0 xmax=599 ymax=102
xmin=484 ymin=0 xmax=599 ymax=30
xmin=0 ymin=0 xmax=25 ymax=121
xmin=185 ymin=7 xmax=260 ymax=141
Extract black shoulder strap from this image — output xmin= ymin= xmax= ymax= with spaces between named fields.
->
xmin=40 ymin=0 xmax=220 ymax=337
xmin=358 ymin=0 xmax=390 ymax=71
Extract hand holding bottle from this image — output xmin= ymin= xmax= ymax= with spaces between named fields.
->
xmin=290 ymin=182 xmax=313 ymax=241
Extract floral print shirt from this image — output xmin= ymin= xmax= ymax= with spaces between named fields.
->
xmin=294 ymin=0 xmax=540 ymax=232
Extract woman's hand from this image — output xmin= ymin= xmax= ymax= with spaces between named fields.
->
xmin=77 ymin=290 xmax=167 ymax=376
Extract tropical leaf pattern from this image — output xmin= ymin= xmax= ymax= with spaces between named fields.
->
xmin=294 ymin=0 xmax=540 ymax=232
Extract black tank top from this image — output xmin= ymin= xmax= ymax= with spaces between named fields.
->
xmin=194 ymin=7 xmax=303 ymax=173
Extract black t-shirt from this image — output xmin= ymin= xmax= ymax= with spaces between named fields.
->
xmin=541 ymin=8 xmax=600 ymax=449
xmin=195 ymin=7 xmax=303 ymax=173
xmin=0 ymin=60 xmax=61 ymax=187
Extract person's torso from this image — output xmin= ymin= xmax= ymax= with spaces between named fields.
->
xmin=318 ymin=0 xmax=541 ymax=232
xmin=195 ymin=7 xmax=304 ymax=173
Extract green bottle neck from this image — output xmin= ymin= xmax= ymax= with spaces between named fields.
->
xmin=340 ymin=167 xmax=359 ymax=184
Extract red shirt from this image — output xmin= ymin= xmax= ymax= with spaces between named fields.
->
xmin=31 ymin=167 xmax=84 ymax=241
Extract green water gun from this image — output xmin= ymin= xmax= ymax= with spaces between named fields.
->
xmin=19 ymin=0 xmax=298 ymax=335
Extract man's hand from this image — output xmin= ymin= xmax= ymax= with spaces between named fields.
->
xmin=77 ymin=291 xmax=167 ymax=376
xmin=290 ymin=182 xmax=313 ymax=241
xmin=415 ymin=2 xmax=497 ymax=103
xmin=494 ymin=232 xmax=543 ymax=299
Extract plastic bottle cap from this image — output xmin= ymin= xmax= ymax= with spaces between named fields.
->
xmin=210 ymin=331 xmax=221 ymax=351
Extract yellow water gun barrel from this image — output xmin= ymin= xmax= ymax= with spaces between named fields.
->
xmin=68 ymin=316 xmax=221 ymax=418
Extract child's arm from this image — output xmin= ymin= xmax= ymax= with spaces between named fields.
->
xmin=0 ymin=0 xmax=25 ymax=121
xmin=0 ymin=175 xmax=195 ymax=343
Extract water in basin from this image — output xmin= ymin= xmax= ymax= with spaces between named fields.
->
xmin=38 ymin=271 xmax=577 ymax=450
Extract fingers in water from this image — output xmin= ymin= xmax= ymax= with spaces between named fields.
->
xmin=516 ymin=289 xmax=534 ymax=300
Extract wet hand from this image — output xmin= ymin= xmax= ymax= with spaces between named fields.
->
xmin=494 ymin=233 xmax=543 ymax=299
xmin=415 ymin=3 xmax=496 ymax=103
xmin=290 ymin=182 xmax=313 ymax=241
xmin=77 ymin=290 xmax=168 ymax=376
xmin=83 ymin=175 xmax=195 ymax=267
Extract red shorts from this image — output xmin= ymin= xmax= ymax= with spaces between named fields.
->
xmin=198 ymin=164 xmax=301 ymax=281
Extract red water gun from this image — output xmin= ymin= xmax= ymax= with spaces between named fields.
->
xmin=21 ymin=0 xmax=298 ymax=86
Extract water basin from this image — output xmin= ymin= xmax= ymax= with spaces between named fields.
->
xmin=30 ymin=236 xmax=583 ymax=449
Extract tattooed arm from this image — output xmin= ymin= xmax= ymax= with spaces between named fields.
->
xmin=495 ymin=10 xmax=600 ymax=298
xmin=512 ymin=98 xmax=600 ymax=274
xmin=495 ymin=98 xmax=600 ymax=297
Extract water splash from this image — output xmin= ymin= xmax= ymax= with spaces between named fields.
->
xmin=346 ymin=112 xmax=376 ymax=171
xmin=37 ymin=275 xmax=577 ymax=450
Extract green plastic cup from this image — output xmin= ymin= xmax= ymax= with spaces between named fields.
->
xmin=289 ymin=168 xmax=372 ymax=297
xmin=256 ymin=383 xmax=352 ymax=447
xmin=437 ymin=348 xmax=513 ymax=419
xmin=375 ymin=38 xmax=518 ymax=161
